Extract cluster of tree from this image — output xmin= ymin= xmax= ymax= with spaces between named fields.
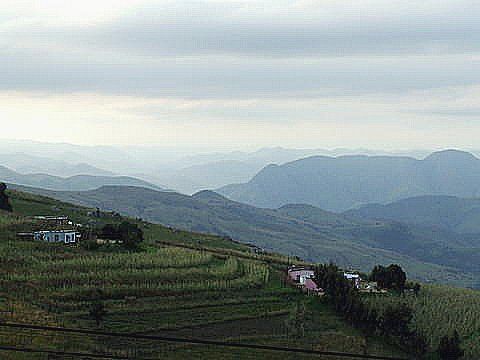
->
xmin=0 ymin=183 xmax=12 ymax=212
xmin=315 ymin=263 xmax=465 ymax=358
xmin=314 ymin=263 xmax=428 ymax=357
xmin=99 ymin=221 xmax=144 ymax=249
xmin=370 ymin=264 xmax=407 ymax=291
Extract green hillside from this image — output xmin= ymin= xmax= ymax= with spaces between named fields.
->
xmin=19 ymin=185 xmax=480 ymax=288
xmin=0 ymin=189 xmax=403 ymax=359
xmin=363 ymin=285 xmax=480 ymax=359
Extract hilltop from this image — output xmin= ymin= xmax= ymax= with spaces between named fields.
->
xmin=0 ymin=164 xmax=162 ymax=192
xmin=218 ymin=150 xmax=480 ymax=212
xmin=15 ymin=184 xmax=480 ymax=288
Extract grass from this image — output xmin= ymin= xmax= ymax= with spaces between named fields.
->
xmin=362 ymin=285 xmax=480 ymax=358
xmin=0 ymin=190 xmax=405 ymax=359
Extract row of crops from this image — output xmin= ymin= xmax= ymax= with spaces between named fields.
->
xmin=1 ymin=243 xmax=270 ymax=303
xmin=362 ymin=285 xmax=480 ymax=358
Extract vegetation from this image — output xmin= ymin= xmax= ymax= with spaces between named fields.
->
xmin=438 ymin=331 xmax=464 ymax=360
xmin=0 ymin=189 xmax=404 ymax=359
xmin=370 ymin=264 xmax=407 ymax=291
xmin=362 ymin=284 xmax=480 ymax=358
xmin=0 ymin=183 xmax=12 ymax=212
xmin=99 ymin=221 xmax=144 ymax=249
xmin=21 ymin=184 xmax=480 ymax=288
xmin=315 ymin=263 xmax=427 ymax=357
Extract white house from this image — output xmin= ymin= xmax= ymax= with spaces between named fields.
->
xmin=34 ymin=230 xmax=78 ymax=244
xmin=344 ymin=272 xmax=361 ymax=288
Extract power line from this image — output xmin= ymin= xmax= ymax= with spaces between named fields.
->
xmin=0 ymin=322 xmax=409 ymax=360
xmin=0 ymin=345 xmax=130 ymax=359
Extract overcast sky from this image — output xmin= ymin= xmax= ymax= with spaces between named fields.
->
xmin=2 ymin=0 xmax=480 ymax=150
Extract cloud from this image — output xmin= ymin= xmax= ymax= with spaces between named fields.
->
xmin=3 ymin=0 xmax=480 ymax=98
xmin=2 ymin=1 xmax=480 ymax=148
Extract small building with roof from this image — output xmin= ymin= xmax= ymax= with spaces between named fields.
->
xmin=34 ymin=230 xmax=78 ymax=244
xmin=287 ymin=266 xmax=315 ymax=284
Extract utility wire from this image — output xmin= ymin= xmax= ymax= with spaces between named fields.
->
xmin=0 ymin=345 xmax=130 ymax=359
xmin=0 ymin=322 xmax=409 ymax=360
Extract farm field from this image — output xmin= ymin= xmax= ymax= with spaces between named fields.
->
xmin=363 ymin=285 xmax=480 ymax=359
xmin=0 ymin=190 xmax=404 ymax=359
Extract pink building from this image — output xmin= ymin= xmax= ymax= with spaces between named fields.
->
xmin=303 ymin=278 xmax=324 ymax=295
xmin=287 ymin=267 xmax=315 ymax=284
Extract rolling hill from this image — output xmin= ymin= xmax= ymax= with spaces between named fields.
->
xmin=218 ymin=149 xmax=480 ymax=212
xmin=0 ymin=165 xmax=162 ymax=191
xmin=16 ymin=184 xmax=480 ymax=288
xmin=346 ymin=195 xmax=480 ymax=234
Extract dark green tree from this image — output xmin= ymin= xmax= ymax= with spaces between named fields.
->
xmin=89 ymin=301 xmax=107 ymax=327
xmin=371 ymin=264 xmax=406 ymax=291
xmin=0 ymin=183 xmax=12 ymax=212
xmin=438 ymin=331 xmax=464 ymax=360
xmin=100 ymin=223 xmax=119 ymax=239
xmin=118 ymin=221 xmax=144 ymax=249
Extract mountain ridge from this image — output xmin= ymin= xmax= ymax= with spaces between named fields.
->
xmin=0 ymin=165 xmax=162 ymax=192
xmin=218 ymin=149 xmax=480 ymax=212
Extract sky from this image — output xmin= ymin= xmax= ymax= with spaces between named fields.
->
xmin=2 ymin=0 xmax=480 ymax=150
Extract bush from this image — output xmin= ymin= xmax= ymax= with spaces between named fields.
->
xmin=438 ymin=331 xmax=464 ymax=360
xmin=0 ymin=183 xmax=12 ymax=212
xmin=98 ymin=222 xmax=144 ymax=249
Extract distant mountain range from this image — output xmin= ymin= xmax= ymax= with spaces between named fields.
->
xmin=151 ymin=147 xmax=435 ymax=194
xmin=0 ymin=139 xmax=437 ymax=194
xmin=14 ymin=184 xmax=480 ymax=288
xmin=218 ymin=150 xmax=480 ymax=212
xmin=0 ymin=153 xmax=114 ymax=177
xmin=1 ymin=166 xmax=162 ymax=192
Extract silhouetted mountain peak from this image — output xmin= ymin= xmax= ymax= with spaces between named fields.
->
xmin=192 ymin=190 xmax=228 ymax=202
xmin=424 ymin=149 xmax=478 ymax=163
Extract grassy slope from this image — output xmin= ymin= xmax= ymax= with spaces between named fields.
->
xmin=0 ymin=190 xmax=403 ymax=359
xmin=15 ymin=185 xmax=480 ymax=288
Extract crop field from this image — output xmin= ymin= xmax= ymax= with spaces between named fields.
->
xmin=0 ymin=190 xmax=404 ymax=359
xmin=362 ymin=285 xmax=480 ymax=358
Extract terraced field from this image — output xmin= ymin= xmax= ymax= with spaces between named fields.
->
xmin=0 ymin=190 xmax=404 ymax=359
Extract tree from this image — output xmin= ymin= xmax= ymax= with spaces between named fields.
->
xmin=100 ymin=223 xmax=119 ymax=239
xmin=118 ymin=221 xmax=144 ymax=249
xmin=89 ymin=301 xmax=107 ymax=327
xmin=371 ymin=264 xmax=406 ymax=291
xmin=0 ymin=183 xmax=12 ymax=212
xmin=438 ymin=331 xmax=464 ymax=360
